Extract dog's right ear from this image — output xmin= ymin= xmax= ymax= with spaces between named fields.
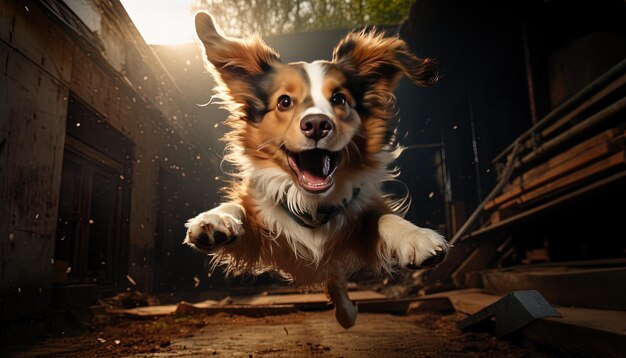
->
xmin=195 ymin=12 xmax=280 ymax=120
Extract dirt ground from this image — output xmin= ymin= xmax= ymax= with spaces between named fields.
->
xmin=2 ymin=309 xmax=543 ymax=357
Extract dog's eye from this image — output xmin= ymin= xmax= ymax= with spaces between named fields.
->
xmin=331 ymin=92 xmax=346 ymax=106
xmin=277 ymin=95 xmax=293 ymax=111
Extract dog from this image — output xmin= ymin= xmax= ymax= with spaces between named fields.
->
xmin=184 ymin=12 xmax=450 ymax=328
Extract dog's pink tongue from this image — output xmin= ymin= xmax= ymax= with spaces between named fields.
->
xmin=301 ymin=169 xmax=326 ymax=184
xmin=299 ymin=151 xmax=331 ymax=184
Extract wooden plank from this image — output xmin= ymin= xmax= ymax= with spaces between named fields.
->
xmin=347 ymin=291 xmax=387 ymax=301
xmin=0 ymin=0 xmax=74 ymax=83
xmin=414 ymin=289 xmax=498 ymax=315
xmin=469 ymin=171 xmax=626 ymax=241
xmin=110 ymin=298 xmax=298 ymax=318
xmin=226 ymin=290 xmax=385 ymax=308
xmin=110 ymin=304 xmax=179 ymax=317
xmin=501 ymin=151 xmax=626 ymax=209
xmin=356 ymin=289 xmax=496 ymax=315
xmin=421 ymin=288 xmax=488 ymax=298
xmin=356 ymin=298 xmax=418 ymax=313
xmin=191 ymin=299 xmax=224 ymax=308
xmin=0 ymin=40 xmax=69 ymax=319
xmin=512 ymin=139 xmax=616 ymax=193
xmin=451 ymin=241 xmax=499 ymax=287
xmin=489 ymin=210 xmax=503 ymax=224
xmin=485 ymin=131 xmax=623 ymax=210
xmin=515 ymin=130 xmax=623 ymax=187
xmin=481 ymin=266 xmax=626 ymax=310
xmin=543 ymin=307 xmax=626 ymax=336
xmin=175 ymin=303 xmax=298 ymax=317
xmin=447 ymin=292 xmax=501 ymax=315
xmin=105 ymin=292 xmax=386 ymax=317
xmin=109 ymin=298 xmax=222 ymax=317
xmin=406 ymin=298 xmax=454 ymax=314
xmin=523 ymin=307 xmax=626 ymax=358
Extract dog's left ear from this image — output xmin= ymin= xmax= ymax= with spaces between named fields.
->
xmin=332 ymin=31 xmax=438 ymax=93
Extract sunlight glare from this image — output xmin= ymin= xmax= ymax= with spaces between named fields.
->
xmin=120 ymin=0 xmax=196 ymax=45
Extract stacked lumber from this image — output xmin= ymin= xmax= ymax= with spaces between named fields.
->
xmin=483 ymin=71 xmax=626 ymax=226
xmin=486 ymin=127 xmax=625 ymax=224
xmin=426 ymin=67 xmax=626 ymax=288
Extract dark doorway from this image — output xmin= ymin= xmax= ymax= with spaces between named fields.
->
xmin=54 ymin=96 xmax=132 ymax=289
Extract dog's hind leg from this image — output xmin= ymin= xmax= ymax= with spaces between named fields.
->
xmin=327 ymin=273 xmax=357 ymax=329
xmin=184 ymin=203 xmax=245 ymax=251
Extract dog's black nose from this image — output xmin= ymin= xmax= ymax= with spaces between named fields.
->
xmin=300 ymin=114 xmax=333 ymax=141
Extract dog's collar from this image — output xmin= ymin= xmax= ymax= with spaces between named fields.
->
xmin=279 ymin=187 xmax=361 ymax=229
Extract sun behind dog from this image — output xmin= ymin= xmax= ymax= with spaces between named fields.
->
xmin=184 ymin=12 xmax=450 ymax=328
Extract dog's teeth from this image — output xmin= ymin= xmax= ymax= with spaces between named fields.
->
xmin=323 ymin=154 xmax=330 ymax=176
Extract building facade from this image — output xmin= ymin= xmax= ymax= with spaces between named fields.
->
xmin=0 ymin=0 xmax=214 ymax=323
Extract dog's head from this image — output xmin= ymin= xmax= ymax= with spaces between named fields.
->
xmin=195 ymin=12 xmax=438 ymax=202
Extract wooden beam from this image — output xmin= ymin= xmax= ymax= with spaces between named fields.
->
xmin=515 ymin=130 xmax=623 ymax=186
xmin=499 ymin=143 xmax=613 ymax=209
xmin=485 ymin=129 xmax=624 ymax=210
xmin=470 ymin=171 xmax=626 ymax=239
xmin=481 ymin=266 xmax=626 ymax=310
xmin=356 ymin=298 xmax=419 ymax=314
xmin=451 ymin=241 xmax=499 ymax=287
xmin=523 ymin=307 xmax=626 ymax=357
xmin=443 ymin=291 xmax=501 ymax=315
xmin=501 ymin=151 xmax=626 ymax=209
xmin=175 ymin=303 xmax=298 ymax=317
xmin=406 ymin=298 xmax=454 ymax=314
xmin=225 ymin=291 xmax=385 ymax=308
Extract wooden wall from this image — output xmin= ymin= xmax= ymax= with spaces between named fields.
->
xmin=0 ymin=0 xmax=205 ymax=320
xmin=0 ymin=0 xmax=72 ymax=320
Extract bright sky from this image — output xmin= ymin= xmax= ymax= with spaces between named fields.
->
xmin=120 ymin=0 xmax=197 ymax=45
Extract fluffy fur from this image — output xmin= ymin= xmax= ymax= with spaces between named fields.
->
xmin=185 ymin=12 xmax=449 ymax=328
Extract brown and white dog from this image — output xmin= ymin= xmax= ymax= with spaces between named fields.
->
xmin=184 ymin=12 xmax=450 ymax=328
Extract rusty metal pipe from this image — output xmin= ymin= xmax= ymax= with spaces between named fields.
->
xmin=493 ymin=59 xmax=626 ymax=164
xmin=522 ymin=96 xmax=626 ymax=164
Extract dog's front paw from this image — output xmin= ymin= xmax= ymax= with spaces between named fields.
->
xmin=184 ymin=210 xmax=244 ymax=252
xmin=398 ymin=228 xmax=449 ymax=270
xmin=380 ymin=214 xmax=449 ymax=269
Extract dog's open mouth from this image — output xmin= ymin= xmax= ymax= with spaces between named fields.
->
xmin=286 ymin=149 xmax=340 ymax=193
